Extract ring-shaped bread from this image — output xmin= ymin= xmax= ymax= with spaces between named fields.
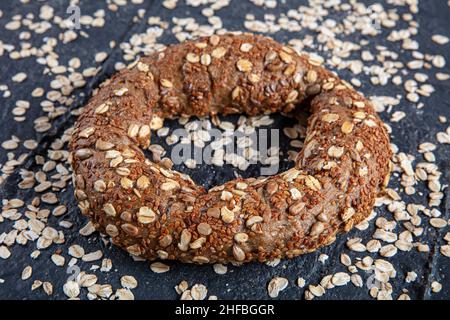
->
xmin=70 ymin=33 xmax=392 ymax=264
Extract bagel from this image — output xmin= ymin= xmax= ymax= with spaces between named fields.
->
xmin=70 ymin=33 xmax=392 ymax=264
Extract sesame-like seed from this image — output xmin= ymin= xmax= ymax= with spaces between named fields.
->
xmin=236 ymin=59 xmax=253 ymax=73
xmin=178 ymin=229 xmax=192 ymax=252
xmin=220 ymin=190 xmax=233 ymax=201
xmin=220 ymin=206 xmax=234 ymax=223
xmin=234 ymin=232 xmax=248 ymax=243
xmin=321 ymin=113 xmax=340 ymax=123
xmin=353 ymin=111 xmax=366 ymax=119
xmin=79 ymin=127 xmax=95 ymax=138
xmin=342 ymin=207 xmax=355 ymax=221
xmin=75 ymin=148 xmax=93 ymax=160
xmin=310 ymin=222 xmax=325 ymax=236
xmin=95 ymin=139 xmax=114 ymax=151
xmin=231 ymin=86 xmax=241 ymax=100
xmin=246 ymin=215 xmax=263 ymax=227
xmin=127 ymin=124 xmax=140 ymax=138
xmin=120 ymin=177 xmax=133 ymax=189
xmin=248 ymin=73 xmax=260 ymax=83
xmin=190 ymin=237 xmax=206 ymax=249
xmin=136 ymin=176 xmax=150 ymax=189
xmin=279 ymin=51 xmax=292 ymax=64
xmin=186 ymin=53 xmax=200 ymax=63
xmin=103 ymin=203 xmax=117 ymax=217
xmin=160 ymin=79 xmax=173 ymax=88
xmin=328 ymin=146 xmax=344 ymax=158
xmin=121 ymin=223 xmax=139 ymax=236
xmin=341 ymin=121 xmax=354 ymax=134
xmin=232 ymin=245 xmax=246 ymax=262
xmin=200 ymin=54 xmax=211 ymax=66
xmin=114 ymin=87 xmax=128 ymax=96
xmin=306 ymin=70 xmax=317 ymax=83
xmin=286 ymin=90 xmax=299 ymax=103
xmin=160 ymin=180 xmax=180 ymax=191
xmin=106 ymin=224 xmax=119 ymax=237
xmin=240 ymin=43 xmax=253 ymax=52
xmin=137 ymin=207 xmax=156 ymax=224
xmin=304 ymin=175 xmax=322 ymax=191
xmin=211 ymin=47 xmax=227 ymax=58
xmin=207 ymin=207 xmax=221 ymax=219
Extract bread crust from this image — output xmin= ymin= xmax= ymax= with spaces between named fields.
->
xmin=70 ymin=33 xmax=392 ymax=264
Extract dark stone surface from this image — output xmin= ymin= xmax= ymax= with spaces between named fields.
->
xmin=0 ymin=0 xmax=448 ymax=300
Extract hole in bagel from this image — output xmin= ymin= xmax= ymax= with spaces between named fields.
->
xmin=145 ymin=107 xmax=311 ymax=190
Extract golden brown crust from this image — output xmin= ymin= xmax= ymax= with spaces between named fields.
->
xmin=69 ymin=33 xmax=392 ymax=264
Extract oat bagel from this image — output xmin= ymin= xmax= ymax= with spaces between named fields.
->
xmin=70 ymin=33 xmax=392 ymax=264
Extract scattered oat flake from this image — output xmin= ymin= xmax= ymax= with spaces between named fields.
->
xmin=121 ymin=275 xmax=138 ymax=289
xmin=431 ymin=281 xmax=442 ymax=293
xmin=432 ymin=34 xmax=449 ymax=45
xmin=440 ymin=245 xmax=450 ymax=257
xmin=21 ymin=266 xmax=32 ymax=280
xmin=191 ymin=284 xmax=208 ymax=300
xmin=0 ymin=246 xmax=11 ymax=260
xmin=82 ymin=250 xmax=103 ymax=262
xmin=63 ymin=281 xmax=80 ymax=299
xmin=332 ymin=272 xmax=351 ymax=286
xmin=116 ymin=288 xmax=135 ymax=300
xmin=267 ymin=277 xmax=288 ymax=298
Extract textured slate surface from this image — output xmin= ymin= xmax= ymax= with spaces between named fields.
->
xmin=0 ymin=0 xmax=449 ymax=300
